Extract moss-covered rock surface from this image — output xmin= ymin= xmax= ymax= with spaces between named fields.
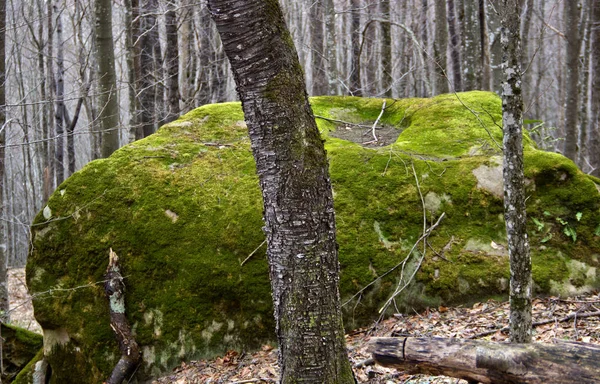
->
xmin=0 ymin=323 xmax=43 ymax=382
xmin=27 ymin=91 xmax=600 ymax=382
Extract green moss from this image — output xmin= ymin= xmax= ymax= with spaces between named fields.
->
xmin=12 ymin=348 xmax=44 ymax=384
xmin=27 ymin=92 xmax=600 ymax=382
xmin=0 ymin=324 xmax=43 ymax=382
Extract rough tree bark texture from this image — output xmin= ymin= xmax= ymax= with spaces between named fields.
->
xmin=434 ymin=0 xmax=449 ymax=94
xmin=591 ymin=0 xmax=600 ymax=176
xmin=380 ymin=0 xmax=393 ymax=97
xmin=369 ymin=337 xmax=600 ymax=383
xmin=563 ymin=0 xmax=582 ymax=162
xmin=479 ymin=0 xmax=491 ymax=90
xmin=104 ymin=249 xmax=141 ymax=383
xmin=501 ymin=0 xmax=532 ymax=344
xmin=207 ymin=1 xmax=355 ymax=382
xmin=94 ymin=0 xmax=120 ymax=157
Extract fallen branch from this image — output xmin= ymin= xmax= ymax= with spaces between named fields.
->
xmin=104 ymin=249 xmax=141 ymax=384
xmin=468 ymin=310 xmax=600 ymax=339
xmin=369 ymin=336 xmax=600 ymax=383
xmin=363 ymin=100 xmax=387 ymax=144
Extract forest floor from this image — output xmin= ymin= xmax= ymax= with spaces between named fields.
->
xmin=7 ymin=268 xmax=600 ymax=383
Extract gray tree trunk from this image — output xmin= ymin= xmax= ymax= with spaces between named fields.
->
xmin=434 ymin=0 xmax=450 ymax=94
xmin=0 ymin=0 xmax=7 ymax=318
xmin=207 ymin=0 xmax=355 ymax=382
xmin=563 ymin=0 xmax=582 ymax=162
xmin=380 ymin=0 xmax=393 ymax=97
xmin=447 ymin=0 xmax=463 ymax=91
xmin=139 ymin=0 xmax=159 ymax=137
xmin=350 ymin=0 xmax=363 ymax=96
xmin=501 ymin=0 xmax=532 ymax=344
xmin=54 ymin=2 xmax=65 ymax=185
xmin=592 ymin=0 xmax=600 ymax=176
xmin=479 ymin=0 xmax=492 ymax=90
xmin=94 ymin=0 xmax=120 ymax=157
xmin=462 ymin=0 xmax=481 ymax=90
xmin=164 ymin=0 xmax=180 ymax=123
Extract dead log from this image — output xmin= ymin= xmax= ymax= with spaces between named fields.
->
xmin=369 ymin=337 xmax=600 ymax=384
xmin=104 ymin=249 xmax=140 ymax=384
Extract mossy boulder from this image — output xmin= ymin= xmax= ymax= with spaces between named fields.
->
xmin=0 ymin=323 xmax=43 ymax=382
xmin=27 ymin=91 xmax=600 ymax=382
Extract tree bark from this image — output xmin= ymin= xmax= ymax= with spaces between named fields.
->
xmin=447 ymin=0 xmax=463 ymax=91
xmin=479 ymin=0 xmax=492 ymax=90
xmin=139 ymin=0 xmax=159 ymax=137
xmin=592 ymin=0 xmax=600 ymax=176
xmin=0 ymin=0 xmax=7 ymax=318
xmin=501 ymin=0 xmax=532 ymax=344
xmin=434 ymin=0 xmax=450 ymax=94
xmin=207 ymin=1 xmax=355 ymax=382
xmin=54 ymin=2 xmax=65 ymax=185
xmin=369 ymin=337 xmax=600 ymax=384
xmin=310 ymin=0 xmax=328 ymax=96
xmin=563 ymin=0 xmax=582 ymax=162
xmin=462 ymin=0 xmax=481 ymax=90
xmin=164 ymin=0 xmax=180 ymax=123
xmin=380 ymin=0 xmax=393 ymax=97
xmin=94 ymin=0 xmax=120 ymax=157
xmin=350 ymin=0 xmax=363 ymax=96
xmin=104 ymin=249 xmax=141 ymax=384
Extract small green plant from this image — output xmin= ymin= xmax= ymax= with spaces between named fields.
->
xmin=531 ymin=211 xmax=582 ymax=243
xmin=594 ymin=224 xmax=600 ymax=237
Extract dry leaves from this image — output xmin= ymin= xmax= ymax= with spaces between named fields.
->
xmin=8 ymin=268 xmax=600 ymax=383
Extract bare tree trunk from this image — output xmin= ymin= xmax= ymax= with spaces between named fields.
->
xmin=46 ymin=0 xmax=56 ymax=196
xmin=501 ymin=0 xmax=532 ymax=344
xmin=479 ymin=0 xmax=491 ymax=90
xmin=563 ymin=0 xmax=582 ymax=162
xmin=462 ymin=0 xmax=481 ymax=90
xmin=310 ymin=1 xmax=328 ymax=96
xmin=139 ymin=0 xmax=159 ymax=137
xmin=578 ymin=1 xmax=592 ymax=167
xmin=350 ymin=0 xmax=362 ymax=96
xmin=447 ymin=0 xmax=462 ymax=91
xmin=434 ymin=0 xmax=449 ymax=94
xmin=0 ymin=0 xmax=7 ymax=318
xmin=54 ymin=2 xmax=65 ymax=185
xmin=207 ymin=0 xmax=355 ymax=382
xmin=380 ymin=0 xmax=393 ymax=97
xmin=125 ymin=0 xmax=142 ymax=142
xmin=95 ymin=0 xmax=120 ymax=157
xmin=591 ymin=0 xmax=600 ymax=176
xmin=164 ymin=0 xmax=180 ymax=123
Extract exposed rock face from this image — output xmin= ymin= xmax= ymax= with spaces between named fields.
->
xmin=26 ymin=92 xmax=600 ymax=382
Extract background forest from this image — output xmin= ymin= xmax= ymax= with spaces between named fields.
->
xmin=2 ymin=0 xmax=599 ymax=269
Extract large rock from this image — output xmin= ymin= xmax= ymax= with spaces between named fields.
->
xmin=0 ymin=324 xmax=43 ymax=382
xmin=27 ymin=92 xmax=600 ymax=382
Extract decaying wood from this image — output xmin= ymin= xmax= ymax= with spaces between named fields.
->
xmin=369 ymin=336 xmax=600 ymax=383
xmin=104 ymin=249 xmax=140 ymax=384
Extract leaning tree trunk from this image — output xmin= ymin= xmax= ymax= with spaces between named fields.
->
xmin=501 ymin=0 xmax=532 ymax=344
xmin=207 ymin=1 xmax=355 ymax=383
xmin=563 ymin=0 xmax=582 ymax=162
xmin=94 ymin=0 xmax=120 ymax=157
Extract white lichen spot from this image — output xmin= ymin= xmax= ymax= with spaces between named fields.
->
xmin=504 ymin=113 xmax=516 ymax=126
xmin=165 ymin=209 xmax=179 ymax=223
xmin=60 ymin=189 xmax=66 ymax=196
xmin=502 ymin=82 xmax=513 ymax=96
xmin=43 ymin=205 xmax=52 ymax=220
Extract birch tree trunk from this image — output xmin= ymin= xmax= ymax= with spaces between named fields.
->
xmin=434 ymin=0 xmax=449 ymax=94
xmin=563 ymin=0 xmax=582 ymax=162
xmin=462 ymin=0 xmax=481 ymax=90
xmin=95 ymin=0 xmax=119 ymax=157
xmin=207 ymin=1 xmax=355 ymax=382
xmin=501 ymin=0 xmax=532 ymax=344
